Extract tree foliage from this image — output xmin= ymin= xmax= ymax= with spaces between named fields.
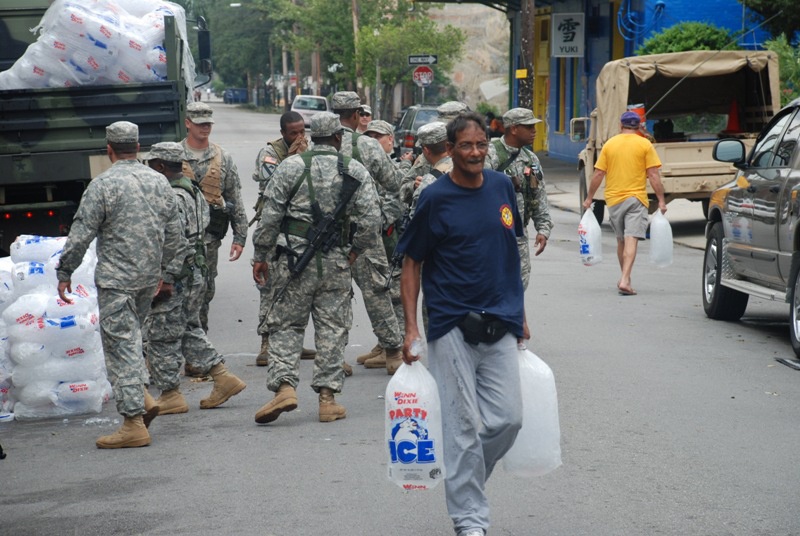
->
xmin=636 ymin=22 xmax=740 ymax=55
xmin=764 ymin=34 xmax=800 ymax=105
xmin=172 ymin=0 xmax=465 ymax=113
xmin=736 ymin=0 xmax=800 ymax=40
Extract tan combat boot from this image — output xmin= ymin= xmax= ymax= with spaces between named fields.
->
xmin=199 ymin=363 xmax=247 ymax=409
xmin=318 ymin=387 xmax=346 ymax=423
xmin=342 ymin=361 xmax=353 ymax=377
xmin=254 ymin=383 xmax=298 ymax=424
xmin=384 ymin=347 xmax=403 ymax=376
xmin=96 ymin=416 xmax=150 ymax=449
xmin=300 ymin=347 xmax=317 ymax=360
xmin=363 ymin=348 xmax=388 ymax=369
xmin=256 ymin=335 xmax=269 ymax=367
xmin=356 ymin=343 xmax=382 ymax=365
xmin=156 ymin=388 xmax=189 ymax=415
xmin=143 ymin=389 xmax=160 ymax=429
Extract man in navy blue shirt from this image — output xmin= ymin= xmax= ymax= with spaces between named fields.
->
xmin=398 ymin=112 xmax=529 ymax=536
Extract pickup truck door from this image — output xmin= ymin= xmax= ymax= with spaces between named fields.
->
xmin=746 ymin=110 xmax=800 ymax=285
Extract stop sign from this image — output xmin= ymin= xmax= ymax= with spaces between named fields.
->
xmin=412 ymin=65 xmax=434 ymax=87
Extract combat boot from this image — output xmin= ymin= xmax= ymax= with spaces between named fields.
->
xmin=384 ymin=347 xmax=403 ymax=376
xmin=96 ymin=416 xmax=150 ymax=449
xmin=254 ymin=383 xmax=298 ymax=424
xmin=156 ymin=388 xmax=189 ymax=415
xmin=199 ymin=363 xmax=247 ymax=409
xmin=143 ymin=389 xmax=160 ymax=429
xmin=318 ymin=387 xmax=346 ymax=423
xmin=300 ymin=347 xmax=317 ymax=360
xmin=356 ymin=343 xmax=382 ymax=365
xmin=256 ymin=335 xmax=269 ymax=367
xmin=343 ymin=361 xmax=353 ymax=377
xmin=363 ymin=348 xmax=388 ymax=369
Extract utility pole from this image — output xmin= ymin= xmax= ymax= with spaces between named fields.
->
xmin=351 ymin=0 xmax=364 ymax=99
xmin=518 ymin=0 xmax=535 ymax=109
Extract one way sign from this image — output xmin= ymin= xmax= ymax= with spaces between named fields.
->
xmin=408 ymin=54 xmax=438 ymax=65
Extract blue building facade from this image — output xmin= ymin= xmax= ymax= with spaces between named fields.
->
xmin=538 ymin=0 xmax=770 ymax=162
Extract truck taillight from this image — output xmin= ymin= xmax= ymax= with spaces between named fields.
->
xmin=25 ymin=212 xmax=33 ymax=218
xmin=3 ymin=213 xmax=10 ymax=220
xmin=404 ymin=134 xmax=415 ymax=148
xmin=47 ymin=210 xmax=56 ymax=217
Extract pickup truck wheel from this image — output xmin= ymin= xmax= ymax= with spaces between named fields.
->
xmin=788 ymin=255 xmax=800 ymax=357
xmin=703 ymin=222 xmax=748 ymax=320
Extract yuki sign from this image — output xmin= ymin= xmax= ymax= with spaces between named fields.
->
xmin=552 ymin=13 xmax=584 ymax=58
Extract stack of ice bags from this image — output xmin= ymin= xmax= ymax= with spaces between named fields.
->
xmin=0 ymin=235 xmax=112 ymax=421
xmin=0 ymin=0 xmax=195 ymax=90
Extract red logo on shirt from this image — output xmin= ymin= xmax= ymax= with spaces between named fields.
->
xmin=500 ymin=204 xmax=514 ymax=229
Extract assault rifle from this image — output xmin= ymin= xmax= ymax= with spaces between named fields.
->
xmin=249 ymin=193 xmax=266 ymax=227
xmin=272 ymin=155 xmax=360 ymax=304
xmin=383 ymin=208 xmax=411 ymax=291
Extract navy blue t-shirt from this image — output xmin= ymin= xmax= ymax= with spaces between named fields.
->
xmin=398 ymin=169 xmax=525 ymax=341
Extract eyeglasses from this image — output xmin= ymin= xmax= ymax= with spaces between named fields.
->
xmin=453 ymin=142 xmax=490 ymax=152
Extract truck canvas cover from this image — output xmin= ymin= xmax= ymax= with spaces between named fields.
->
xmin=594 ymin=50 xmax=780 ymax=145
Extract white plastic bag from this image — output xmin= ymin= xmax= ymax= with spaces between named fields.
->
xmin=385 ymin=361 xmax=446 ymax=490
xmin=503 ymin=347 xmax=562 ymax=477
xmin=578 ymin=208 xmax=603 ymax=266
xmin=649 ymin=211 xmax=673 ymax=268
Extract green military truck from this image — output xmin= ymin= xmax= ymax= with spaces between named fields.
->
xmin=0 ymin=0 xmax=209 ymax=254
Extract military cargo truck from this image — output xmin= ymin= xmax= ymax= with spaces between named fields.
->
xmin=571 ymin=50 xmax=780 ymax=224
xmin=0 ymin=0 xmax=210 ymax=254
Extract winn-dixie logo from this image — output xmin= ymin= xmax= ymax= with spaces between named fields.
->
xmin=388 ymin=406 xmax=435 ymax=464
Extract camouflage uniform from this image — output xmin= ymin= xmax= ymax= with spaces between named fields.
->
xmin=252 ymin=127 xmax=380 ymax=395
xmin=486 ymin=136 xmax=553 ymax=290
xmin=338 ymin=126 xmax=404 ymax=351
xmin=145 ymin=151 xmax=221 ymax=392
xmin=56 ymin=123 xmax=182 ymax=418
xmin=180 ymin=139 xmax=248 ymax=330
xmin=252 ymin=138 xmax=290 ymax=337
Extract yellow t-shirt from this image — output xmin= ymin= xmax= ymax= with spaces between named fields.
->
xmin=595 ymin=132 xmax=661 ymax=207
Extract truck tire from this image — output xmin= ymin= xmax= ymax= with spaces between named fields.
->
xmin=578 ymin=167 xmax=605 ymax=223
xmin=702 ymin=221 xmax=748 ymax=320
xmin=787 ymin=253 xmax=800 ymax=357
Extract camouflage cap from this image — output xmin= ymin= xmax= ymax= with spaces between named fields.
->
xmin=415 ymin=121 xmax=447 ymax=147
xmin=186 ymin=101 xmax=215 ymax=124
xmin=436 ymin=101 xmax=469 ymax=120
xmin=360 ymin=104 xmax=372 ymax=116
xmin=502 ymin=107 xmax=542 ymax=127
xmin=145 ymin=142 xmax=187 ymax=163
xmin=332 ymin=91 xmax=361 ymax=110
xmin=310 ymin=112 xmax=344 ymax=137
xmin=365 ymin=119 xmax=394 ymax=137
xmin=106 ymin=121 xmax=139 ymax=143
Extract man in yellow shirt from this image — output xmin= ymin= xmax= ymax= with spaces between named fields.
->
xmin=583 ymin=111 xmax=667 ymax=295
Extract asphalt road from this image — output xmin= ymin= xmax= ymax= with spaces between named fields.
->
xmin=1 ymin=104 xmax=798 ymax=536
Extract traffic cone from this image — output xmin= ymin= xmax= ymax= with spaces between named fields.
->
xmin=725 ymin=98 xmax=741 ymax=133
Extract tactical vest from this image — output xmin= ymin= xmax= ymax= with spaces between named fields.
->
xmin=182 ymin=143 xmax=224 ymax=208
xmin=349 ymin=132 xmax=362 ymax=163
xmin=169 ymin=175 xmax=208 ymax=280
xmin=279 ymin=151 xmax=355 ymax=275
xmin=492 ymin=139 xmax=533 ymax=224
xmin=267 ymin=138 xmax=289 ymax=163
xmin=182 ymin=143 xmax=228 ymax=239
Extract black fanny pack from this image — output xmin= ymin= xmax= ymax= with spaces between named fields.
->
xmin=457 ymin=312 xmax=508 ymax=345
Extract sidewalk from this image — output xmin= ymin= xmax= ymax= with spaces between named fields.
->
xmin=538 ymin=154 xmax=707 ymax=250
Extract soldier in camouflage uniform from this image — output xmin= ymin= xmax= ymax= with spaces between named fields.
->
xmin=250 ymin=110 xmax=316 ymax=366
xmin=252 ymin=113 xmax=380 ymax=424
xmin=180 ymin=102 xmax=248 ymax=334
xmin=399 ymin=101 xmax=468 ymax=205
xmin=332 ymin=92 xmax=405 ymax=375
xmin=485 ymin=108 xmax=553 ymax=289
xmin=56 ymin=121 xmax=182 ymax=449
xmin=144 ymin=142 xmax=246 ymax=416
xmin=409 ymin=122 xmax=452 ymax=218
xmin=364 ymin=120 xmax=414 ymax=173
